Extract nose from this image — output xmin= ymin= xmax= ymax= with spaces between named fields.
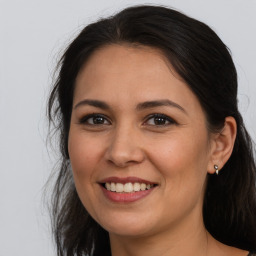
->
xmin=105 ymin=126 xmax=145 ymax=168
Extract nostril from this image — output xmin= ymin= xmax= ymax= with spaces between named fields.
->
xmin=105 ymin=139 xmax=145 ymax=167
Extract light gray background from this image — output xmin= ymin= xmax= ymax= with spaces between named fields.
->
xmin=0 ymin=0 xmax=255 ymax=255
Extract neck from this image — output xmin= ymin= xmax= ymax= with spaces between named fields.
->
xmin=109 ymin=212 xmax=210 ymax=256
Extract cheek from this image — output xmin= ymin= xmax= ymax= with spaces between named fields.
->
xmin=68 ymin=130 xmax=104 ymax=178
xmin=68 ymin=131 xmax=105 ymax=216
xmin=152 ymin=135 xmax=207 ymax=167
xmin=148 ymin=131 xmax=210 ymax=190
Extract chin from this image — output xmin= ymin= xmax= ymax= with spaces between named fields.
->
xmin=97 ymin=215 xmax=156 ymax=238
xmin=107 ymin=225 xmax=153 ymax=238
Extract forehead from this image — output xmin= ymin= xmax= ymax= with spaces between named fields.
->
xmin=74 ymin=44 xmax=202 ymax=114
xmin=76 ymin=44 xmax=174 ymax=83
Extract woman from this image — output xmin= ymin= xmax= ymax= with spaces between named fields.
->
xmin=48 ymin=5 xmax=256 ymax=256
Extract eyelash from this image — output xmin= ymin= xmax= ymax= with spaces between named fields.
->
xmin=144 ymin=113 xmax=177 ymax=126
xmin=79 ymin=113 xmax=177 ymax=127
xmin=79 ymin=114 xmax=111 ymax=125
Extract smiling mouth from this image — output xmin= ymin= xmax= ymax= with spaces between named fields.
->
xmin=102 ymin=182 xmax=157 ymax=193
xmin=99 ymin=177 xmax=158 ymax=202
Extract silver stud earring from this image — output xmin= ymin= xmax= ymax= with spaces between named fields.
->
xmin=214 ymin=165 xmax=219 ymax=175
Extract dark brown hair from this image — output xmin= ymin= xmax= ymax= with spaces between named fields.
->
xmin=48 ymin=5 xmax=256 ymax=256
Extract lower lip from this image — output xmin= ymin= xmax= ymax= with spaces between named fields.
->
xmin=100 ymin=186 xmax=156 ymax=203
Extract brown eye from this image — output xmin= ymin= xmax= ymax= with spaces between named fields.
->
xmin=145 ymin=114 xmax=176 ymax=126
xmin=80 ymin=114 xmax=110 ymax=125
xmin=91 ymin=116 xmax=106 ymax=124
xmin=154 ymin=116 xmax=168 ymax=125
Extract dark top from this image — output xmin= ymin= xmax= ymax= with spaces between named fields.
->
xmin=248 ymin=252 xmax=256 ymax=256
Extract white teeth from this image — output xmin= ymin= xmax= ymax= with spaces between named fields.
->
xmin=105 ymin=182 xmax=154 ymax=193
xmin=133 ymin=182 xmax=140 ymax=192
xmin=140 ymin=183 xmax=146 ymax=191
xmin=124 ymin=182 xmax=133 ymax=193
xmin=110 ymin=182 xmax=116 ymax=192
xmin=115 ymin=183 xmax=124 ymax=193
xmin=106 ymin=182 xmax=111 ymax=190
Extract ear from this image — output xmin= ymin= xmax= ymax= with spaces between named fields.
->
xmin=207 ymin=116 xmax=237 ymax=174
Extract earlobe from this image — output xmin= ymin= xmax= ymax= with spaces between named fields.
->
xmin=207 ymin=116 xmax=237 ymax=174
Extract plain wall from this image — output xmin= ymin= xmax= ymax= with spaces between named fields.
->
xmin=0 ymin=0 xmax=255 ymax=255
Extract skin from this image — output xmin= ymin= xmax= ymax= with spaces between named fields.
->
xmin=68 ymin=44 xmax=246 ymax=256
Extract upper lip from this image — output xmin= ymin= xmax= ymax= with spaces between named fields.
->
xmin=99 ymin=176 xmax=157 ymax=185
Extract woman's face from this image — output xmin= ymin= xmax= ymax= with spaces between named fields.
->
xmin=68 ymin=45 xmax=215 ymax=237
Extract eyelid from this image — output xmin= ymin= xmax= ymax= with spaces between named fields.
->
xmin=78 ymin=113 xmax=177 ymax=127
xmin=143 ymin=113 xmax=177 ymax=126
xmin=79 ymin=113 xmax=111 ymax=125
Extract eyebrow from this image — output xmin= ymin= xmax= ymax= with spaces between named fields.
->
xmin=74 ymin=99 xmax=187 ymax=114
xmin=136 ymin=99 xmax=187 ymax=114
xmin=74 ymin=99 xmax=110 ymax=110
